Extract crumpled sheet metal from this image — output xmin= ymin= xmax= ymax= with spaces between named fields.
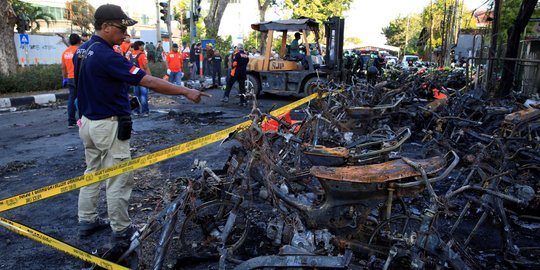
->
xmin=233 ymin=249 xmax=353 ymax=269
xmin=503 ymin=108 xmax=540 ymax=124
xmin=303 ymin=145 xmax=351 ymax=158
xmin=310 ymin=156 xmax=445 ymax=183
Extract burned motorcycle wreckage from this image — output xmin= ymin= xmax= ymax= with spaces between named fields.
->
xmin=105 ymin=70 xmax=539 ymax=270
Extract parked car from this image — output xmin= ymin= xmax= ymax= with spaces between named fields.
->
xmin=401 ymin=55 xmax=420 ymax=68
xmin=385 ymin=56 xmax=398 ymax=67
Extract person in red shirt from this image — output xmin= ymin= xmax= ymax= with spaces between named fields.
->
xmin=130 ymin=41 xmax=152 ymax=116
xmin=119 ymin=34 xmax=131 ymax=56
xmin=61 ymin=33 xmax=82 ymax=128
xmin=166 ymin=43 xmax=184 ymax=86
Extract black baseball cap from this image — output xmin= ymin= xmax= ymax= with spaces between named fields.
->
xmin=94 ymin=4 xmax=137 ymax=26
xmin=172 ymin=43 xmax=179 ymax=48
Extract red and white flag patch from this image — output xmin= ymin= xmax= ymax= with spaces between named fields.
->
xmin=129 ymin=66 xmax=140 ymax=75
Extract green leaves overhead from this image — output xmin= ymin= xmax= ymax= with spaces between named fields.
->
xmin=10 ymin=0 xmax=55 ymax=34
xmin=70 ymin=0 xmax=96 ymax=33
xmin=284 ymin=0 xmax=352 ymax=22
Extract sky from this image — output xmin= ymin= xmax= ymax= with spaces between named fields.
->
xmin=83 ymin=0 xmax=490 ymax=45
xmin=343 ymin=0 xmax=490 ymax=45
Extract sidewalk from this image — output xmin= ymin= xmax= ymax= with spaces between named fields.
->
xmin=0 ymin=89 xmax=69 ymax=112
xmin=0 ymin=76 xmax=223 ymax=112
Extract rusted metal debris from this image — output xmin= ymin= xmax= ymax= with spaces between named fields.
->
xmin=135 ymin=69 xmax=540 ymax=269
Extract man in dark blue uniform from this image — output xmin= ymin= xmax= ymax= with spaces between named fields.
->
xmin=221 ymin=43 xmax=250 ymax=106
xmin=74 ymin=4 xmax=209 ymax=244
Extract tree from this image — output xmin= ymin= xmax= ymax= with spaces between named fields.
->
xmin=284 ymin=0 xmax=353 ymax=23
xmin=256 ymin=0 xmax=275 ymax=53
xmin=498 ymin=0 xmax=539 ymax=97
xmin=0 ymin=0 xmax=19 ymax=76
xmin=417 ymin=0 xmax=476 ymax=58
xmin=26 ymin=6 xmax=54 ymax=33
xmin=382 ymin=0 xmax=478 ymax=59
xmin=345 ymin=36 xmax=361 ymax=46
xmin=382 ymin=16 xmax=408 ymax=48
xmin=203 ymin=0 xmax=230 ymax=38
xmin=71 ymin=0 xmax=95 ymax=33
xmin=173 ymin=0 xmax=190 ymax=42
xmin=11 ymin=0 xmax=55 ymax=34
xmin=244 ymin=30 xmax=259 ymax=52
xmin=382 ymin=15 xmax=422 ymax=55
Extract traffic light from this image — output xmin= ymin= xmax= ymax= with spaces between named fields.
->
xmin=159 ymin=2 xmax=169 ymax=23
xmin=193 ymin=0 xmax=202 ymax=21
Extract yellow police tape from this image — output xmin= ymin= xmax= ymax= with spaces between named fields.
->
xmin=0 ymin=216 xmax=129 ymax=270
xmin=0 ymin=92 xmax=319 ymax=212
xmin=0 ymin=91 xmax=321 ymax=269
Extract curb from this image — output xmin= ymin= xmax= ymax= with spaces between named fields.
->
xmin=0 ymin=92 xmax=69 ymax=109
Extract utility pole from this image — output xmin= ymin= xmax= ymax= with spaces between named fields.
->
xmin=486 ymin=0 xmax=501 ymax=93
xmin=429 ymin=0 xmax=433 ymax=62
xmin=155 ymin=0 xmax=161 ymax=43
xmin=166 ymin=0 xmax=172 ymax=50
xmin=444 ymin=1 xmax=457 ymax=66
xmin=441 ymin=2 xmax=447 ymax=66
xmin=179 ymin=6 xmax=184 ymax=42
xmin=404 ymin=16 xmax=410 ymax=55
xmin=189 ymin=0 xmax=195 ymax=46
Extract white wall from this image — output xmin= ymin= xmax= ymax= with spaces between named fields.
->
xmin=14 ymin=34 xmax=66 ymax=65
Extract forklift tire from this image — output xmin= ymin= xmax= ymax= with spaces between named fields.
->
xmin=303 ymin=77 xmax=326 ymax=95
xmin=245 ymin=74 xmax=261 ymax=97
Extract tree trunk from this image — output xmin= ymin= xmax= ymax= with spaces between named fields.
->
xmin=0 ymin=1 xmax=19 ymax=76
xmin=498 ymin=0 xmax=538 ymax=97
xmin=257 ymin=0 xmax=270 ymax=53
xmin=204 ymin=0 xmax=230 ymax=38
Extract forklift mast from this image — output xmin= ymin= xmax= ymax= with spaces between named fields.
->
xmin=324 ymin=17 xmax=345 ymax=73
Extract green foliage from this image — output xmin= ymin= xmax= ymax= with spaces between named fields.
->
xmin=284 ymin=0 xmax=353 ymax=23
xmin=345 ymin=37 xmax=361 ymax=46
xmin=244 ymin=31 xmax=260 ymax=52
xmin=419 ymin=0 xmax=477 ymax=50
xmin=383 ymin=0 xmax=480 ymax=55
xmin=0 ymin=65 xmax=62 ymax=94
xmin=71 ymin=0 xmax=96 ymax=33
xmin=382 ymin=14 xmax=422 ymax=55
xmin=11 ymin=0 xmax=56 ymax=34
xmin=497 ymin=0 xmax=540 ymax=43
xmin=173 ymin=0 xmax=190 ymax=41
xmin=214 ymin=35 xmax=233 ymax=56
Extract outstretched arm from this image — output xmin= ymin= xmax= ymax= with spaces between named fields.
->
xmin=139 ymin=75 xmax=211 ymax=103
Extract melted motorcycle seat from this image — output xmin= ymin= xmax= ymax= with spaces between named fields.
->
xmin=310 ymin=156 xmax=445 ymax=183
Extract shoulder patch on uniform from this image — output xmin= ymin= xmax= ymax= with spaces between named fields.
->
xmin=129 ymin=66 xmax=140 ymax=74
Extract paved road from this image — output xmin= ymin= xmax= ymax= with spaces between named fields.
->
xmin=0 ymin=88 xmax=301 ymax=269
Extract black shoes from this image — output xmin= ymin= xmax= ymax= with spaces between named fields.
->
xmin=78 ymin=217 xmax=110 ymax=238
xmin=111 ymin=224 xmax=138 ymax=245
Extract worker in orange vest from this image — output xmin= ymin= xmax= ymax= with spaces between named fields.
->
xmin=61 ymin=33 xmax=82 ymax=128
xmin=119 ymin=34 xmax=131 ymax=56
xmin=166 ymin=43 xmax=185 ymax=86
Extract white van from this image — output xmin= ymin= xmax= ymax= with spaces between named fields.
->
xmin=401 ymin=55 xmax=419 ymax=68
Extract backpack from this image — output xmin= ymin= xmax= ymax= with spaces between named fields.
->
xmin=130 ymin=53 xmax=141 ymax=68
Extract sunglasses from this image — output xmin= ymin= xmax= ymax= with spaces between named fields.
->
xmin=108 ymin=23 xmax=127 ymax=33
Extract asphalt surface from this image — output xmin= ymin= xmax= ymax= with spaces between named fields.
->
xmin=0 ymin=87 xmax=301 ymax=269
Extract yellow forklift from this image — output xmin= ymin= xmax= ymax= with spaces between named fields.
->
xmin=245 ymin=17 xmax=345 ymax=97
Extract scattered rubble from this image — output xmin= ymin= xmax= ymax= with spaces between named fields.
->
xmin=112 ymin=69 xmax=539 ymax=269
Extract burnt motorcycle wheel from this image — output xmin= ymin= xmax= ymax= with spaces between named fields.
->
xmin=303 ymin=77 xmax=326 ymax=96
xmin=179 ymin=200 xmax=249 ymax=257
xmin=367 ymin=214 xmax=422 ymax=254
